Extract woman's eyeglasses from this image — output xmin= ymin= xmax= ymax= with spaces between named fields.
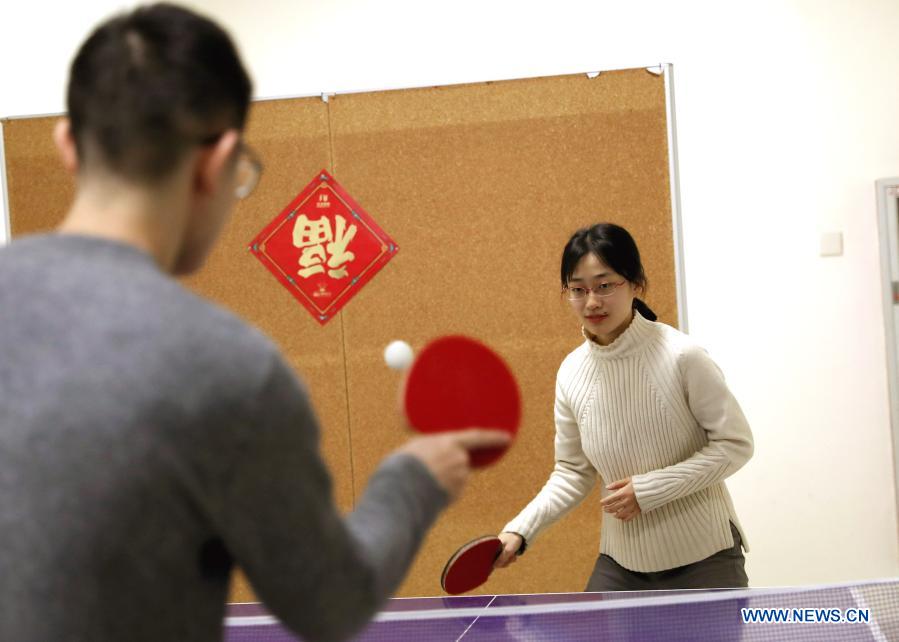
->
xmin=565 ymin=280 xmax=627 ymax=301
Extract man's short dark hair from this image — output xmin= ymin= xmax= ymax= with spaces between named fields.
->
xmin=67 ymin=3 xmax=252 ymax=182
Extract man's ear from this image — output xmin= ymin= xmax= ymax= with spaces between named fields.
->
xmin=194 ymin=129 xmax=240 ymax=197
xmin=53 ymin=119 xmax=79 ymax=175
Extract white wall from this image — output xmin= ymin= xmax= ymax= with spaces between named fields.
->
xmin=2 ymin=0 xmax=898 ymax=587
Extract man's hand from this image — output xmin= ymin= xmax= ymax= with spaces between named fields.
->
xmin=398 ymin=429 xmax=511 ymax=500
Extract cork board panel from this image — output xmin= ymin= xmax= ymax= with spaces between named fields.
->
xmin=3 ymin=116 xmax=73 ymax=235
xmin=329 ymin=68 xmax=675 ymax=596
xmin=3 ymin=66 xmax=677 ymax=601
xmin=182 ymin=98 xmax=351 ymax=513
xmin=179 ymin=98 xmax=348 ymax=602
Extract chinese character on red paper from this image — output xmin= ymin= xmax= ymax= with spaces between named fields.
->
xmin=248 ymin=170 xmax=398 ymax=325
xmin=293 ymin=213 xmax=358 ymax=279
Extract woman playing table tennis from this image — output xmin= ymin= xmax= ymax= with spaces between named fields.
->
xmin=495 ymin=223 xmax=753 ymax=591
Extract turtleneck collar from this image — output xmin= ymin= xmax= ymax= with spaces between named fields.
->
xmin=582 ymin=309 xmax=656 ymax=359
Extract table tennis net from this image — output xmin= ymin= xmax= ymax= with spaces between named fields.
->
xmin=225 ymin=577 xmax=899 ymax=642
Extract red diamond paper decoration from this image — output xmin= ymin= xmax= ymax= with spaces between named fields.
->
xmin=248 ymin=170 xmax=398 ymax=325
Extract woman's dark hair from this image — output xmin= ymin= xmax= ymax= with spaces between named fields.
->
xmin=66 ymin=3 xmax=252 ymax=183
xmin=560 ymin=223 xmax=658 ymax=322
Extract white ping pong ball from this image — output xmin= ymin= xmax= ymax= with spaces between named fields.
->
xmin=384 ymin=340 xmax=414 ymax=371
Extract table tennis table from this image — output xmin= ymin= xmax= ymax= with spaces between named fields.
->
xmin=225 ymin=577 xmax=898 ymax=641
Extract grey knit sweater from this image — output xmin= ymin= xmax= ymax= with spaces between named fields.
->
xmin=0 ymin=234 xmax=447 ymax=641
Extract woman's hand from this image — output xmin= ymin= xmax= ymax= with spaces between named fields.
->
xmin=600 ymin=478 xmax=642 ymax=522
xmin=494 ymin=532 xmax=524 ymax=568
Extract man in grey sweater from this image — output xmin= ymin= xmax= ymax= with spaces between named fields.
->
xmin=0 ymin=5 xmax=508 ymax=641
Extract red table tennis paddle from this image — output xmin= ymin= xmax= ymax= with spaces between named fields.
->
xmin=441 ymin=535 xmax=503 ymax=595
xmin=402 ymin=335 xmax=520 ymax=467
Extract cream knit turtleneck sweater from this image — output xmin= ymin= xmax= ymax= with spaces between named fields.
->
xmin=503 ymin=311 xmax=754 ymax=573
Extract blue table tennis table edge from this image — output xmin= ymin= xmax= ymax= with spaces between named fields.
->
xmin=225 ymin=576 xmax=899 ymax=628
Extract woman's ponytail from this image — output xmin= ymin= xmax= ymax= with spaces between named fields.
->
xmin=633 ymin=298 xmax=657 ymax=322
